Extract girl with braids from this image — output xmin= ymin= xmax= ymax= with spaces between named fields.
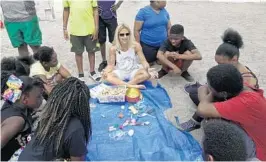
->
xmin=181 ymin=28 xmax=260 ymax=132
xmin=1 ymin=71 xmax=44 ymax=161
xmin=18 ymin=77 xmax=91 ymax=161
xmin=30 ymin=46 xmax=71 ymax=94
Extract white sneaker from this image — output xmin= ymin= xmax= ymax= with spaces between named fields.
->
xmin=78 ymin=77 xmax=86 ymax=82
xmin=89 ymin=72 xmax=101 ymax=82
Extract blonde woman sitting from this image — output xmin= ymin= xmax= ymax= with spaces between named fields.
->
xmin=102 ymin=24 xmax=151 ymax=89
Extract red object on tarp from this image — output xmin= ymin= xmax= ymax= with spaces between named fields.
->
xmin=0 ymin=20 xmax=4 ymax=29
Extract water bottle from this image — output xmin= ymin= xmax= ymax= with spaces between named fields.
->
xmin=89 ymin=96 xmax=97 ymax=110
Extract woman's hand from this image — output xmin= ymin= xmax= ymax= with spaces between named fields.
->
xmin=101 ymin=67 xmax=113 ymax=79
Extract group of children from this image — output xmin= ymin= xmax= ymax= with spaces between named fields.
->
xmin=181 ymin=29 xmax=266 ymax=160
xmin=1 ymin=56 xmax=91 ymax=161
xmin=1 ymin=0 xmax=266 ymax=161
xmin=1 ymin=27 xmax=266 ymax=161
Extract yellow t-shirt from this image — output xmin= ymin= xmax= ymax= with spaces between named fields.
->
xmin=63 ymin=0 xmax=97 ymax=36
xmin=30 ymin=61 xmax=61 ymax=80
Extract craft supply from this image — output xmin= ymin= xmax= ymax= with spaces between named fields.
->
xmin=89 ymin=97 xmax=97 ymax=109
xmin=130 ymin=119 xmax=137 ymax=126
xmin=136 ymin=121 xmax=151 ymax=126
xmin=128 ymin=129 xmax=134 ymax=136
xmin=146 ymin=108 xmax=154 ymax=114
xmin=143 ymin=121 xmax=150 ymax=125
xmin=118 ymin=112 xmax=124 ymax=118
xmin=138 ymin=113 xmax=155 ymax=118
xmin=109 ymin=124 xmax=119 ymax=132
xmin=109 ymin=126 xmax=117 ymax=132
xmin=109 ymin=130 xmax=126 ymax=140
xmin=90 ymin=83 xmax=110 ymax=98
xmin=101 ymin=114 xmax=106 ymax=118
xmin=129 ymin=106 xmax=138 ymax=114
xmin=126 ymin=88 xmax=141 ymax=103
xmin=98 ymin=85 xmax=127 ymax=103
xmin=122 ymin=120 xmax=130 ymax=127
xmin=121 ymin=105 xmax=125 ymax=109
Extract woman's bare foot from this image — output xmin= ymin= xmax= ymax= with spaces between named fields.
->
xmin=128 ymin=84 xmax=146 ymax=89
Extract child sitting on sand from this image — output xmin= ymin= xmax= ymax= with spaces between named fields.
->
xmin=30 ymin=46 xmax=71 ymax=94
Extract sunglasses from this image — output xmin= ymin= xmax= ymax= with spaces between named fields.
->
xmin=119 ymin=33 xmax=130 ymax=37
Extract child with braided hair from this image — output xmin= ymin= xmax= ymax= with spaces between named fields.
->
xmin=1 ymin=71 xmax=44 ymax=161
xmin=18 ymin=77 xmax=91 ymax=161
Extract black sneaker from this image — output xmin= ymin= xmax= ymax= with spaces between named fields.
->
xmin=184 ymin=82 xmax=202 ymax=94
xmin=181 ymin=71 xmax=194 ymax=82
xmin=78 ymin=73 xmax=84 ymax=78
xmin=158 ymin=69 xmax=168 ymax=79
xmin=98 ymin=61 xmax=107 ymax=72
xmin=180 ymin=119 xmax=201 ymax=132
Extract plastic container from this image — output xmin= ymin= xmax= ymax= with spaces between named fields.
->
xmin=126 ymin=88 xmax=141 ymax=103
xmin=98 ymin=85 xmax=127 ymax=103
xmin=89 ymin=97 xmax=97 ymax=109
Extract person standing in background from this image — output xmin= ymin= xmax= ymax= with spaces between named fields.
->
xmin=0 ymin=0 xmax=42 ymax=56
xmin=63 ymin=0 xmax=101 ymax=81
xmin=97 ymin=0 xmax=123 ymax=72
xmin=134 ymin=0 xmax=171 ymax=65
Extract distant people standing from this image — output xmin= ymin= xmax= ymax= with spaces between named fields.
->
xmin=63 ymin=0 xmax=101 ymax=81
xmin=0 ymin=0 xmax=42 ymax=56
xmin=134 ymin=0 xmax=171 ymax=65
xmin=97 ymin=0 xmax=123 ymax=72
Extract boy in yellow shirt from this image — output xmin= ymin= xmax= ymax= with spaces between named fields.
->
xmin=63 ymin=0 xmax=101 ymax=81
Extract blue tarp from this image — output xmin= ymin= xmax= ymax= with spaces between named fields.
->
xmin=87 ymin=82 xmax=203 ymax=161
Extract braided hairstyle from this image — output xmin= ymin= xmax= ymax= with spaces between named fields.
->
xmin=33 ymin=77 xmax=91 ymax=158
xmin=216 ymin=28 xmax=243 ymax=59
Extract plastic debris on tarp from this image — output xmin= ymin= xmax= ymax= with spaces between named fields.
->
xmin=87 ymin=81 xmax=203 ymax=161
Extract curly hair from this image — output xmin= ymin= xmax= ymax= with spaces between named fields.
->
xmin=203 ymin=119 xmax=247 ymax=161
xmin=33 ymin=46 xmax=54 ymax=63
xmin=33 ymin=77 xmax=91 ymax=159
xmin=207 ymin=64 xmax=243 ymax=97
xmin=1 ymin=56 xmax=34 ymax=76
xmin=216 ymin=28 xmax=243 ymax=58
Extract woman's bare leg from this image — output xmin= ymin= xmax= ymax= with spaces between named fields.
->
xmin=105 ymin=72 xmax=146 ymax=89
xmin=128 ymin=69 xmax=150 ymax=85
